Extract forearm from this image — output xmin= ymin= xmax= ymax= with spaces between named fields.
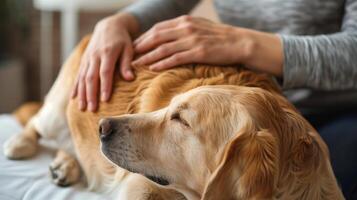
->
xmin=280 ymin=33 xmax=357 ymax=90
xmin=123 ymin=0 xmax=200 ymax=32
xmin=241 ymin=29 xmax=357 ymax=90
xmin=241 ymin=29 xmax=284 ymax=77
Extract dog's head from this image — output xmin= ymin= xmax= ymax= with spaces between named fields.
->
xmin=99 ymin=85 xmax=324 ymax=199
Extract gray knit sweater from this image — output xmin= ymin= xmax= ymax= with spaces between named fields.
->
xmin=124 ymin=0 xmax=357 ymax=113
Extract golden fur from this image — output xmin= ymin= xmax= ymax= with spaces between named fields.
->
xmin=4 ymin=36 xmax=344 ymax=200
xmin=13 ymin=102 xmax=42 ymax=126
xmin=99 ymin=85 xmax=344 ymax=200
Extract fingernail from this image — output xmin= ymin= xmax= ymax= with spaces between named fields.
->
xmin=79 ymin=101 xmax=85 ymax=111
xmin=126 ymin=70 xmax=134 ymax=80
xmin=101 ymin=92 xmax=109 ymax=102
xmin=134 ymin=45 xmax=141 ymax=52
xmin=149 ymin=66 xmax=157 ymax=71
xmin=88 ymin=102 xmax=96 ymax=112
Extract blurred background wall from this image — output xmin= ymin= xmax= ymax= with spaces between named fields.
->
xmin=0 ymin=0 xmax=217 ymax=112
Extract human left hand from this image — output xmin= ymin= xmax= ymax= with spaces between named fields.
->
xmin=132 ymin=15 xmax=255 ymax=71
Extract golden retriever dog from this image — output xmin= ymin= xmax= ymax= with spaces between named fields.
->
xmin=3 ymin=36 xmax=344 ymax=200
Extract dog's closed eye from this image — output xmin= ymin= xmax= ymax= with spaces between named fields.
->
xmin=170 ymin=112 xmax=190 ymax=127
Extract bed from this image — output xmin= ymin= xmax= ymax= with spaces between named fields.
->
xmin=0 ymin=115 xmax=106 ymax=200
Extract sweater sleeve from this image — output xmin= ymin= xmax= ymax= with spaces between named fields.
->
xmin=280 ymin=0 xmax=357 ymax=90
xmin=122 ymin=0 xmax=200 ymax=32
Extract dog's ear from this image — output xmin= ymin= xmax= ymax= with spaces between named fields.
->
xmin=202 ymin=129 xmax=278 ymax=200
xmin=290 ymin=131 xmax=322 ymax=178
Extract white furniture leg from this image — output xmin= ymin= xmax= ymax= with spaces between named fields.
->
xmin=61 ymin=9 xmax=78 ymax=62
xmin=40 ymin=11 xmax=53 ymax=97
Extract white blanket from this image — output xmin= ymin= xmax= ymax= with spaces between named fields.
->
xmin=0 ymin=115 xmax=106 ymax=200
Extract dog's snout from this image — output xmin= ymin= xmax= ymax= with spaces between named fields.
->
xmin=99 ymin=119 xmax=113 ymax=140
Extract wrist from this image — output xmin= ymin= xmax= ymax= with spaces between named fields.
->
xmin=232 ymin=28 xmax=257 ymax=64
xmin=112 ymin=12 xmax=140 ymax=38
xmin=236 ymin=28 xmax=283 ymax=77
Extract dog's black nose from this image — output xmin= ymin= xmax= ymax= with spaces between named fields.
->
xmin=99 ymin=118 xmax=113 ymax=140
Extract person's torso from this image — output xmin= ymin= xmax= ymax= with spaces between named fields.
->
xmin=213 ymin=0 xmax=345 ymax=35
xmin=213 ymin=0 xmax=357 ymax=114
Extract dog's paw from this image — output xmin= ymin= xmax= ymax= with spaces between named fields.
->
xmin=49 ymin=154 xmax=81 ymax=187
xmin=3 ymin=134 xmax=38 ymax=159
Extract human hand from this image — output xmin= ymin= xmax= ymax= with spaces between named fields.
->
xmin=132 ymin=15 xmax=254 ymax=71
xmin=132 ymin=15 xmax=283 ymax=76
xmin=71 ymin=13 xmax=139 ymax=112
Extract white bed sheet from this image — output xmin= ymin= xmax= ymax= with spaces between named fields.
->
xmin=0 ymin=115 xmax=106 ymax=200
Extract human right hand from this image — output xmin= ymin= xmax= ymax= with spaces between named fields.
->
xmin=71 ymin=13 xmax=139 ymax=112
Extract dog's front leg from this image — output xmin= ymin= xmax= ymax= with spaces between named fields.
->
xmin=3 ymin=36 xmax=90 ymax=186
xmin=3 ymin=40 xmax=80 ymax=159
xmin=3 ymin=76 xmax=73 ymax=159
xmin=116 ymin=173 xmax=186 ymax=200
xmin=3 ymin=118 xmax=40 ymax=159
xmin=49 ymin=149 xmax=81 ymax=186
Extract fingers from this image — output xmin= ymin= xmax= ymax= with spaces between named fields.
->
xmin=132 ymin=40 xmax=189 ymax=66
xmin=120 ymin=45 xmax=135 ymax=81
xmin=77 ymin=62 xmax=89 ymax=111
xmin=134 ymin=28 xmax=183 ymax=54
xmin=71 ymin=77 xmax=79 ymax=98
xmin=75 ymin=49 xmax=121 ymax=111
xmin=85 ymin=58 xmax=100 ymax=112
xmin=99 ymin=54 xmax=117 ymax=102
xmin=134 ymin=16 xmax=184 ymax=45
xmin=133 ymin=15 xmax=207 ymax=69
xmin=71 ymin=57 xmax=87 ymax=99
xmin=149 ymin=50 xmax=197 ymax=71
xmin=70 ymin=13 xmax=139 ymax=112
xmin=134 ymin=15 xmax=194 ymax=46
